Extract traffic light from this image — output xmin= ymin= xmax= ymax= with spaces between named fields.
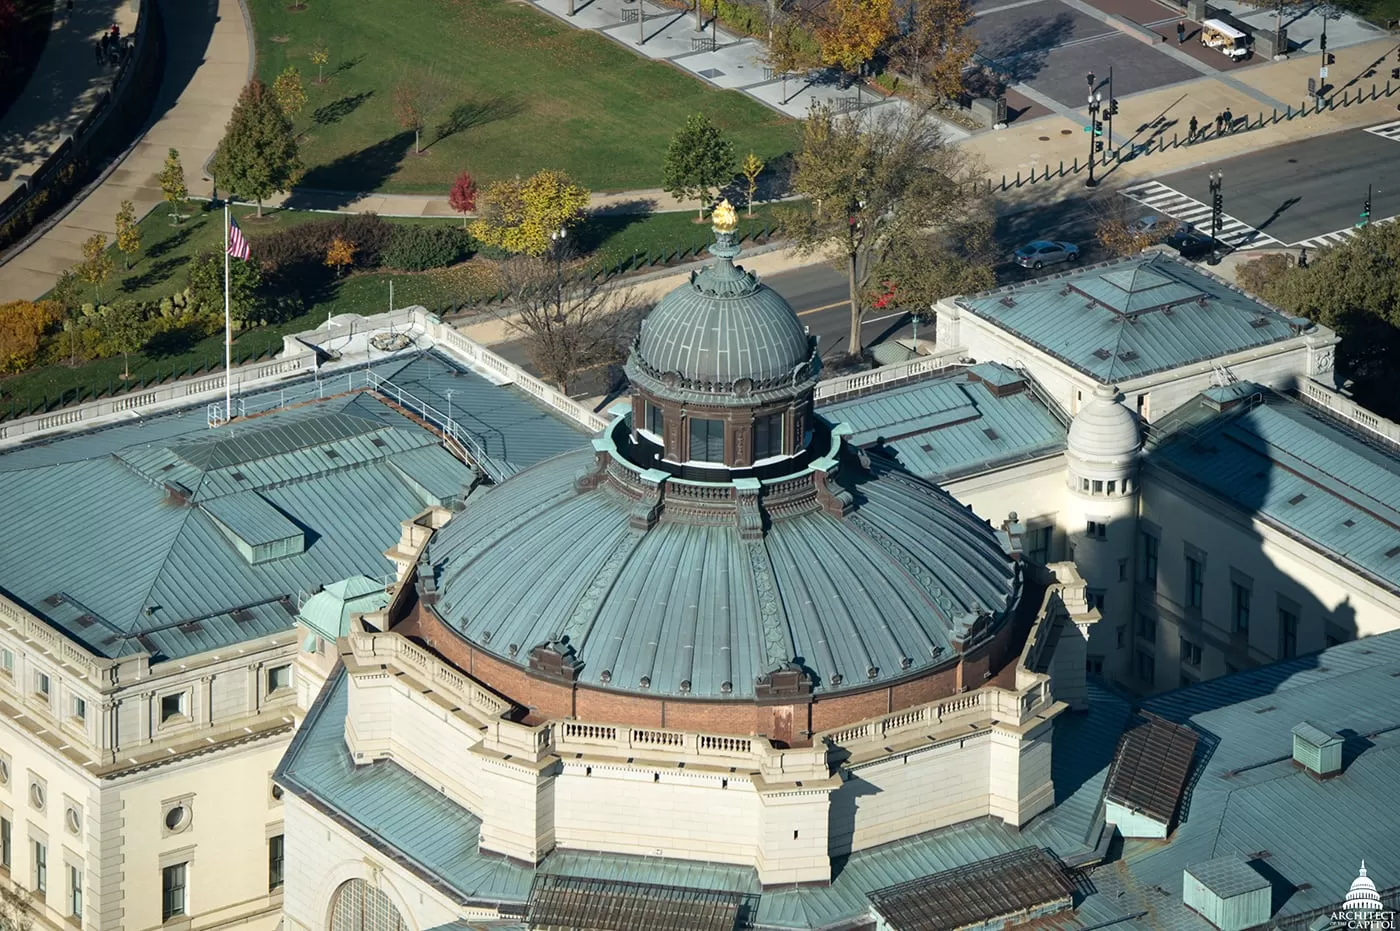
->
xmin=1392 ymin=67 xmax=1399 ymax=80
xmin=1093 ymin=119 xmax=1103 ymax=136
xmin=1362 ymin=195 xmax=1372 ymax=223
xmin=1096 ymin=140 xmax=1104 ymax=152
xmin=1213 ymin=191 xmax=1223 ymax=213
xmin=1327 ymin=53 xmax=1336 ymax=65
xmin=1110 ymin=98 xmax=1120 ymax=116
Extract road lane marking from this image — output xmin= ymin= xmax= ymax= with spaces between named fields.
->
xmin=1364 ymin=120 xmax=1400 ymax=142
xmin=796 ymin=299 xmax=850 ymax=316
xmin=1121 ymin=180 xmax=1282 ymax=249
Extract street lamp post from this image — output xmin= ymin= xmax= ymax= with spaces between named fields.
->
xmin=1086 ymin=90 xmax=1103 ymax=187
xmin=445 ymin=389 xmax=454 ymax=429
xmin=1208 ymin=170 xmax=1224 ymax=264
xmin=550 ymin=228 xmax=567 ymax=319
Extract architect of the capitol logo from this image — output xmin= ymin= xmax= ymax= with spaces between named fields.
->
xmin=1332 ymin=862 xmax=1397 ymax=930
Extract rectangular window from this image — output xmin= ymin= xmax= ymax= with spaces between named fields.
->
xmin=160 ymin=692 xmax=187 ymax=723
xmin=1141 ymin=533 xmax=1159 ymax=589
xmin=1107 ymin=480 xmax=1117 ymax=494
xmin=644 ymin=402 xmax=664 ymax=437
xmin=1119 ymin=559 xmax=1128 ymax=582
xmin=1086 ymin=520 xmax=1107 ymax=540
xmin=688 ymin=418 xmax=725 ymax=463
xmin=36 ymin=673 xmax=50 ymax=697
xmin=266 ymin=665 xmax=292 ymax=694
xmin=33 ymin=840 xmax=46 ymax=895
xmin=1092 ymin=480 xmax=1103 ymax=494
xmin=1086 ymin=589 xmax=1105 ymax=613
xmin=753 ymin=413 xmax=783 ymax=461
xmin=1 ymin=818 xmax=9 ymax=870
xmin=1 ymin=649 xmax=11 ymax=675
xmin=1027 ymin=526 xmax=1052 ymax=564
xmin=69 ymin=864 xmax=82 ymax=919
xmin=1080 ymin=478 xmax=1090 ymax=492
xmin=1180 ymin=637 xmax=1202 ymax=668
xmin=1280 ymin=608 xmax=1299 ymax=659
xmin=1086 ymin=656 xmax=1104 ymax=676
xmin=73 ymin=696 xmax=86 ymax=722
xmin=1232 ymin=584 xmax=1251 ymax=632
xmin=1186 ymin=557 xmax=1204 ymax=609
xmin=1136 ymin=650 xmax=1155 ymax=686
xmin=1137 ymin=613 xmax=1156 ymax=644
xmin=162 ymin=863 xmax=187 ymax=920
xmin=268 ymin=835 xmax=284 ymax=891
xmin=1116 ymin=625 xmax=1125 ymax=648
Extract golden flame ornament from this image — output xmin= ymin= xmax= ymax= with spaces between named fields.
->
xmin=711 ymin=199 xmax=738 ymax=233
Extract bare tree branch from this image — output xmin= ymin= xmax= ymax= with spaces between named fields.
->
xmin=492 ymin=255 xmax=643 ymax=395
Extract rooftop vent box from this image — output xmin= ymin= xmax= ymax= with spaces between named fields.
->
xmin=1183 ymin=857 xmax=1272 ymax=931
xmin=1291 ymin=721 xmax=1343 ymax=777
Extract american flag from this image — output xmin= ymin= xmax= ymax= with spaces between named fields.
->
xmin=227 ymin=215 xmax=251 ymax=260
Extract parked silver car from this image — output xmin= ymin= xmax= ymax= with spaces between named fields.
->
xmin=1014 ymin=240 xmax=1080 ymax=270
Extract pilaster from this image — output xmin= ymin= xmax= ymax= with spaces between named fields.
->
xmin=471 ymin=745 xmax=558 ymax=865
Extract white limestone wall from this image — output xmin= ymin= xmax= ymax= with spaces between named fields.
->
xmin=831 ymin=731 xmax=994 ymax=856
xmin=1063 ymin=481 xmax=1138 ymax=679
xmin=281 ymin=795 xmax=468 ymax=931
xmin=112 ymin=740 xmax=288 ymax=931
xmin=754 ymin=789 xmax=832 ymax=885
xmin=1138 ymin=471 xmax=1400 ymax=688
xmin=0 ymin=715 xmax=103 ymax=930
xmin=344 ymin=673 xmax=484 ymax=810
xmin=552 ymin=762 xmax=762 ymax=866
xmin=946 ymin=461 xmax=1069 ymax=544
xmin=988 ymin=722 xmax=1055 ymax=826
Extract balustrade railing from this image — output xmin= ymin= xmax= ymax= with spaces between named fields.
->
xmin=814 ymin=348 xmax=964 ymax=404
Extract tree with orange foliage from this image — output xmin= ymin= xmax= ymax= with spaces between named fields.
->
xmin=815 ymin=0 xmax=894 ymax=80
xmin=325 ymin=236 xmax=356 ymax=277
xmin=888 ymin=0 xmax=978 ymax=102
xmin=0 ymin=300 xmax=61 ymax=373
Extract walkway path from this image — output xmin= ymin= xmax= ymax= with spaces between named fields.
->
xmin=0 ymin=0 xmax=1395 ymax=301
xmin=0 ymin=0 xmax=139 ymax=201
xmin=0 ymin=0 xmax=249 ymax=300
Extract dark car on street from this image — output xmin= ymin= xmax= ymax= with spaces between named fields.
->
xmin=1163 ymin=228 xmax=1219 ymax=260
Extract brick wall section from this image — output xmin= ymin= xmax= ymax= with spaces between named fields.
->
xmin=405 ymin=604 xmax=1039 ymax=738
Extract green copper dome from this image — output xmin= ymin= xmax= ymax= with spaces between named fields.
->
xmin=632 ymin=229 xmax=814 ymax=389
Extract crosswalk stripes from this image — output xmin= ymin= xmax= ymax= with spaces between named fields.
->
xmin=1293 ymin=216 xmax=1395 ymax=251
xmin=1363 ymin=120 xmax=1400 ymax=142
xmin=1120 ymin=181 xmax=1282 ymax=250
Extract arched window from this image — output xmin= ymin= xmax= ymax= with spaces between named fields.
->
xmin=329 ymin=879 xmax=407 ymax=931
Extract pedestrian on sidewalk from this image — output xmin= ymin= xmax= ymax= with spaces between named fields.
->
xmin=1222 ymin=107 xmax=1233 ymax=131
xmin=94 ymin=39 xmax=103 ymax=64
xmin=1215 ymin=112 xmax=1224 ymax=133
xmin=1177 ymin=20 xmax=1186 ymax=43
xmin=1189 ymin=115 xmax=1199 ymax=139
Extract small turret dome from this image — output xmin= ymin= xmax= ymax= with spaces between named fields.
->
xmin=632 ymin=204 xmax=813 ymax=392
xmin=1068 ymin=384 xmax=1141 ymax=463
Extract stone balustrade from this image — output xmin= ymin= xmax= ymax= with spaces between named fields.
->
xmin=816 ymin=676 xmax=1052 ymax=752
xmin=813 ymin=347 xmax=965 ymax=403
xmin=0 ymin=593 xmax=107 ymax=682
xmin=346 ymin=628 xmax=510 ymax=721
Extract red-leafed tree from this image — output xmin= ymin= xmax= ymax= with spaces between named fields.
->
xmin=449 ymin=171 xmax=478 ymax=227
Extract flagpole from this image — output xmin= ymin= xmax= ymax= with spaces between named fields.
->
xmin=224 ymin=202 xmax=232 ymax=423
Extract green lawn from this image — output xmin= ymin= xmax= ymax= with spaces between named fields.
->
xmin=6 ymin=201 xmax=787 ymax=418
xmin=246 ymin=0 xmax=799 ymax=193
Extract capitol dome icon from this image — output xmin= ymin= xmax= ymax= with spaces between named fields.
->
xmin=1346 ymin=862 xmax=1386 ymax=914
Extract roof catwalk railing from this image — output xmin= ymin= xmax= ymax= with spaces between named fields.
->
xmin=362 ymin=370 xmax=515 ymax=483
xmin=1294 ymin=380 xmax=1400 ymax=452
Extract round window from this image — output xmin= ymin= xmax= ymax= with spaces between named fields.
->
xmin=165 ymin=805 xmax=188 ymax=831
xmin=271 ymin=784 xmax=284 ymax=801
xmin=29 ymin=783 xmax=44 ymax=809
xmin=66 ymin=808 xmax=80 ymax=833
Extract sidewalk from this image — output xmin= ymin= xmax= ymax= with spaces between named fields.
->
xmin=0 ymin=0 xmax=250 ymax=300
xmin=0 ymin=0 xmax=139 ymax=201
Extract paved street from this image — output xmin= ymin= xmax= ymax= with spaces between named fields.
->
xmin=1120 ymin=118 xmax=1400 ymax=248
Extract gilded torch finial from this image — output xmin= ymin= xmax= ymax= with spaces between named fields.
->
xmin=711 ymin=199 xmax=738 ymax=234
